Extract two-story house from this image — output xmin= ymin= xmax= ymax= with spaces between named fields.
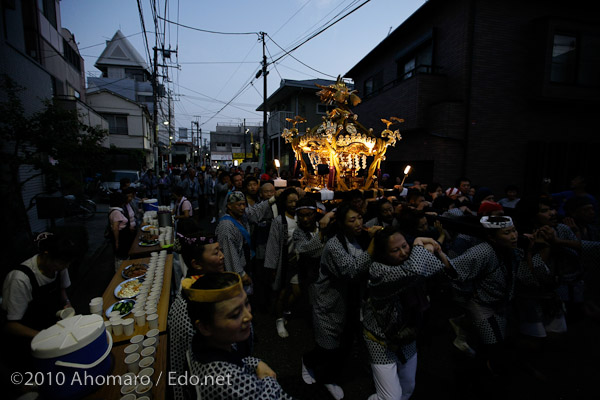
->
xmin=86 ymin=89 xmax=153 ymax=167
xmin=87 ymin=30 xmax=173 ymax=167
xmin=346 ymin=0 xmax=600 ymax=195
xmin=257 ymin=78 xmax=343 ymax=171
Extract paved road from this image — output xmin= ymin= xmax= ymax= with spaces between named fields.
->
xmin=63 ymin=207 xmax=600 ymax=400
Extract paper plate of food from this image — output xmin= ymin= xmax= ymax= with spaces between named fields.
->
xmin=122 ymin=263 xmax=148 ymax=279
xmin=114 ymin=277 xmax=144 ymax=299
xmin=141 ymin=225 xmax=156 ymax=232
xmin=106 ymin=299 xmax=135 ymax=317
xmin=138 ymin=238 xmax=159 ymax=247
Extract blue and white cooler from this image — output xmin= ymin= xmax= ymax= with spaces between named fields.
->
xmin=142 ymin=198 xmax=159 ymax=211
xmin=31 ymin=314 xmax=113 ymax=399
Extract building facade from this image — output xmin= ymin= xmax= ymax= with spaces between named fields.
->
xmin=209 ymin=123 xmax=259 ymax=168
xmin=87 ymin=90 xmax=154 ymax=167
xmin=1 ymin=0 xmax=106 ymax=236
xmin=346 ymin=0 xmax=600 ymax=195
xmin=87 ymin=30 xmax=173 ymax=167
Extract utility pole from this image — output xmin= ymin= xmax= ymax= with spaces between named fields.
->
xmin=167 ymin=90 xmax=172 ymax=166
xmin=190 ymin=120 xmax=194 ymax=165
xmin=257 ymin=32 xmax=268 ymax=173
xmin=152 ymin=46 xmax=159 ymax=171
xmin=194 ymin=116 xmax=201 ymax=166
xmin=152 ymin=42 xmax=178 ymax=171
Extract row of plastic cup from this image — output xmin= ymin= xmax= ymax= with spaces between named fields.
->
xmin=89 ymin=297 xmax=103 ymax=315
xmin=106 ymin=316 xmax=135 ymax=336
xmin=129 ymin=251 xmax=167 ymax=329
xmin=120 ymin=329 xmax=160 ymax=399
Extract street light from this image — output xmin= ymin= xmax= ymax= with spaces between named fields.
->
xmin=245 ymin=128 xmax=250 ymax=162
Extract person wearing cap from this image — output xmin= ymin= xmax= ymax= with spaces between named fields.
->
xmin=168 ymin=232 xmax=227 ymax=400
xmin=182 ymin=273 xmax=293 ymax=399
xmin=444 ymin=201 xmax=504 ymax=357
xmin=445 ymin=187 xmax=461 ymax=200
xmin=440 ymin=216 xmax=551 ymax=375
xmin=215 ymin=191 xmax=276 ymax=289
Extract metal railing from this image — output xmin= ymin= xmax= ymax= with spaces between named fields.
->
xmin=267 ymin=111 xmax=295 ymax=138
xmin=363 ymin=64 xmax=442 ymax=99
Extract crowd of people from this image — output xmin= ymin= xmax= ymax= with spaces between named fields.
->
xmin=2 ymin=161 xmax=599 ymax=399
xmin=159 ymin=164 xmax=599 ymax=399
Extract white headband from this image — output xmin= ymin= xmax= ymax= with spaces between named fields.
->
xmin=480 ymin=216 xmax=514 ymax=229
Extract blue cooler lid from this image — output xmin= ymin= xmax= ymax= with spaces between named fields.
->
xmin=31 ymin=314 xmax=105 ymax=359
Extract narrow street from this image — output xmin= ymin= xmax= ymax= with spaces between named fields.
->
xmin=63 ymin=205 xmax=600 ymax=400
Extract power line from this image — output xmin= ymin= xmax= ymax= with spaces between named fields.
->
xmin=158 ymin=16 xmax=258 ymax=36
xmin=179 ymin=94 xmax=259 ymax=110
xmin=277 ymin=63 xmax=321 ymax=80
xmin=214 ymin=40 xmax=259 ymax=99
xmin=179 ymin=61 xmax=260 ymax=65
xmin=136 ymin=0 xmax=153 ymax=69
xmin=270 ymin=0 xmax=371 ymax=65
xmin=78 ymin=31 xmax=145 ymax=50
xmin=177 ymin=83 xmax=256 ymax=108
xmin=272 ymin=0 xmax=355 ymax=59
xmin=264 ymin=42 xmax=283 ymax=80
xmin=266 ymin=33 xmax=337 ymax=79
xmin=200 ymin=78 xmax=257 ymax=128
xmin=271 ymin=0 xmax=314 ymax=37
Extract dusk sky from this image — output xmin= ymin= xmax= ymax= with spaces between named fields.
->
xmin=61 ymin=0 xmax=427 ymax=136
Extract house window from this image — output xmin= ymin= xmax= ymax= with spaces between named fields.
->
xmin=216 ymin=142 xmax=228 ymax=151
xmin=38 ymin=0 xmax=57 ymax=28
xmin=363 ymin=71 xmax=383 ymax=97
xmin=136 ymin=95 xmax=154 ymax=103
xmin=103 ymin=114 xmax=129 ymax=135
xmin=551 ymin=34 xmax=577 ymax=84
xmin=397 ymin=41 xmax=433 ymax=81
xmin=63 ymin=38 xmax=81 ymax=72
xmin=551 ymin=32 xmax=600 ymax=86
xmin=125 ymin=68 xmax=146 ymax=82
xmin=316 ymin=104 xmax=336 ymax=114
xmin=67 ymin=84 xmax=80 ymax=99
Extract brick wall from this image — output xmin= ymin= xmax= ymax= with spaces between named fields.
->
xmin=346 ymin=0 xmax=600 ymax=197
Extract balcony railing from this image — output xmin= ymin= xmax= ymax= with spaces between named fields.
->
xmin=363 ymin=64 xmax=442 ymax=100
xmin=267 ymin=111 xmax=295 ymax=139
